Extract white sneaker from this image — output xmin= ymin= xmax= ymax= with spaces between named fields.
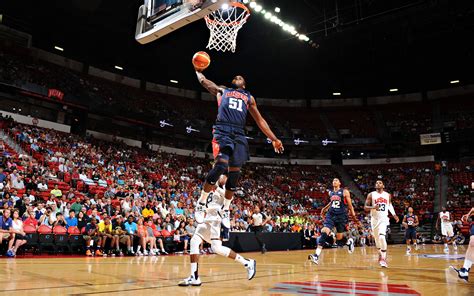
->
xmin=136 ymin=250 xmax=144 ymax=256
xmin=453 ymin=244 xmax=458 ymax=251
xmin=178 ymin=276 xmax=202 ymax=287
xmin=406 ymin=248 xmax=411 ymax=255
xmin=144 ymin=250 xmax=149 ymax=256
xmin=308 ymin=254 xmax=319 ymax=265
xmin=444 ymin=247 xmax=449 ymax=254
xmin=379 ymin=259 xmax=388 ymax=268
xmin=220 ymin=210 xmax=231 ymax=229
xmin=347 ymin=238 xmax=355 ymax=254
xmin=161 ymin=249 xmax=168 ymax=255
xmin=245 ymin=259 xmax=256 ymax=280
xmin=195 ymin=202 xmax=206 ymax=224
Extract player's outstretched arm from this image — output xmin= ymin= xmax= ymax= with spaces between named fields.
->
xmin=195 ymin=71 xmax=222 ymax=97
xmin=248 ymin=96 xmax=284 ymax=154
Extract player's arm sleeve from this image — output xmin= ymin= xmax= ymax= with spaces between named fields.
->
xmin=388 ymin=203 xmax=396 ymax=216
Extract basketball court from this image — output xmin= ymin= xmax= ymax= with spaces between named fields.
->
xmin=1 ymin=245 xmax=472 ymax=295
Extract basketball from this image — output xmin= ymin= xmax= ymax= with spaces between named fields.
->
xmin=192 ymin=51 xmax=211 ymax=71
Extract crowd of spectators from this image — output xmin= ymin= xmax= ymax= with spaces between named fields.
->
xmin=1 ymin=115 xmax=471 ymax=257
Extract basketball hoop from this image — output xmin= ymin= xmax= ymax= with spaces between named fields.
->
xmin=205 ymin=2 xmax=250 ymax=53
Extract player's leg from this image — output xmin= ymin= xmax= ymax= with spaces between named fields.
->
xmin=196 ymin=138 xmax=233 ymax=223
xmin=179 ymin=234 xmax=204 ymax=286
xmin=378 ymin=222 xmax=388 ymax=267
xmin=335 ymin=220 xmax=354 ymax=253
xmin=405 ymin=229 xmax=411 ymax=254
xmin=210 ymin=239 xmax=256 ymax=280
xmin=413 ymin=230 xmax=418 ymax=250
xmin=309 ymin=216 xmax=333 ymax=265
xmin=372 ymin=221 xmax=381 ymax=259
xmin=450 ymin=227 xmax=474 ymax=282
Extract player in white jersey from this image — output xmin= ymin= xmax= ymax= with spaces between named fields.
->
xmin=364 ymin=180 xmax=399 ymax=268
xmin=179 ymin=175 xmax=256 ymax=287
xmin=436 ymin=206 xmax=457 ymax=253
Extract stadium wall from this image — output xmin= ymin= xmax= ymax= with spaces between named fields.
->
xmin=342 ymin=155 xmax=434 ymax=165
xmin=1 ymin=110 xmax=71 ymax=133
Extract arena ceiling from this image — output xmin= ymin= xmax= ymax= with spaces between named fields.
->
xmin=2 ymin=0 xmax=474 ymax=99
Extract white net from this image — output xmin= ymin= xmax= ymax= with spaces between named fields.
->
xmin=205 ymin=3 xmax=250 ymax=53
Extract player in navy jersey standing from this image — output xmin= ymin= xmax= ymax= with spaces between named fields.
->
xmin=308 ymin=178 xmax=357 ymax=265
xmin=194 ymin=68 xmax=284 ymax=229
xmin=402 ymin=207 xmax=419 ymax=255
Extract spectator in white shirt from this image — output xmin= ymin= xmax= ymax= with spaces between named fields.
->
xmin=37 ymin=180 xmax=48 ymax=191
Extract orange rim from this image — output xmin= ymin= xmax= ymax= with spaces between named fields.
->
xmin=205 ymin=2 xmax=250 ymax=27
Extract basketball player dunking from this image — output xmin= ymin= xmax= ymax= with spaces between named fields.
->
xmin=364 ymin=180 xmax=399 ymax=268
xmin=450 ymin=207 xmax=474 ymax=282
xmin=308 ymin=178 xmax=357 ymax=265
xmin=194 ymin=69 xmax=284 ymax=228
xmin=402 ymin=207 xmax=419 ymax=255
xmin=436 ymin=206 xmax=457 ymax=253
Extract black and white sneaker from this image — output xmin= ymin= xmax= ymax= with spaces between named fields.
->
xmin=178 ymin=275 xmax=202 ymax=286
xmin=245 ymin=259 xmax=256 ymax=280
xmin=347 ymin=238 xmax=355 ymax=254
xmin=308 ymin=254 xmax=319 ymax=265
xmin=450 ymin=266 xmax=469 ymax=283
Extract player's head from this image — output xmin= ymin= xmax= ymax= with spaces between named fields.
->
xmin=375 ymin=180 xmax=384 ymax=190
xmin=408 ymin=207 xmax=413 ymax=214
xmin=442 ymin=206 xmax=446 ymax=212
xmin=254 ymin=205 xmax=260 ymax=213
xmin=332 ymin=178 xmax=341 ymax=188
xmin=232 ymin=75 xmax=246 ymax=89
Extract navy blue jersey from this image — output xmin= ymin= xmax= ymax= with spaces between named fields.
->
xmin=328 ymin=188 xmax=347 ymax=216
xmin=216 ymin=88 xmax=251 ymax=128
xmin=405 ymin=214 xmax=417 ymax=228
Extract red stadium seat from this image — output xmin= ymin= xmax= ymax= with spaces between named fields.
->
xmin=24 ymin=224 xmax=37 ymax=234
xmin=38 ymin=225 xmax=53 ymax=234
xmin=53 ymin=225 xmax=67 ymax=234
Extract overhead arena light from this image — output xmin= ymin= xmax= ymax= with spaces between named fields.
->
xmin=114 ymin=65 xmax=123 ymax=70
xmin=450 ymin=80 xmax=460 ymax=84
xmin=54 ymin=46 xmax=64 ymax=52
xmin=243 ymin=0 xmax=250 ymax=4
xmin=249 ymin=1 xmax=314 ymax=47
xmin=389 ymin=88 xmax=398 ymax=92
xmin=170 ymin=80 xmax=178 ymax=84
xmin=333 ymin=92 xmax=341 ymax=96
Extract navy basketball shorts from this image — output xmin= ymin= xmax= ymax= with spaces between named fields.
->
xmin=470 ymin=224 xmax=474 ymax=236
xmin=405 ymin=228 xmax=417 ymax=240
xmin=323 ymin=214 xmax=348 ymax=233
xmin=212 ymin=124 xmax=249 ymax=167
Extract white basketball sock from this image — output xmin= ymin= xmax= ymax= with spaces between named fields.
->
xmin=315 ymin=246 xmax=322 ymax=256
xmin=235 ymin=254 xmax=249 ymax=266
xmin=463 ymin=259 xmax=472 ymax=271
xmin=198 ymin=190 xmax=210 ymax=204
xmin=223 ymin=198 xmax=232 ymax=211
xmin=191 ymin=262 xmax=199 ymax=279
